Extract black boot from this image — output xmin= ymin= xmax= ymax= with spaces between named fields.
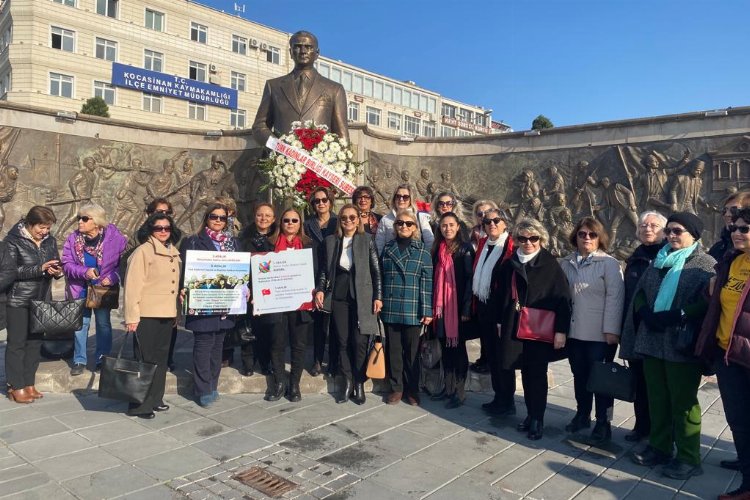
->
xmin=527 ymin=419 xmax=544 ymax=440
xmin=565 ymin=412 xmax=591 ymax=433
xmin=352 ymin=382 xmax=366 ymax=405
xmin=288 ymin=382 xmax=301 ymax=402
xmin=264 ymin=382 xmax=284 ymax=401
xmin=337 ymin=379 xmax=353 ymax=404
xmin=517 ymin=416 xmax=531 ymax=432
xmin=590 ymin=420 xmax=612 ymax=445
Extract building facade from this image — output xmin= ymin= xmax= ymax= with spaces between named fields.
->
xmin=0 ymin=0 xmax=509 ymax=135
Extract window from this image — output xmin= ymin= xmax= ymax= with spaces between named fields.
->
xmin=95 ymin=37 xmax=117 ymax=61
xmin=393 ymin=87 xmax=402 ymax=105
xmin=374 ymin=81 xmax=383 ymax=100
xmin=144 ymin=49 xmax=163 ymax=72
xmin=475 ymin=113 xmax=488 ymax=127
xmin=418 ymin=94 xmax=428 ymax=112
xmin=330 ymin=68 xmax=341 ymax=83
xmin=1 ymin=26 xmax=12 ymax=52
xmin=384 ymin=84 xmax=393 ymax=102
xmin=49 ymin=72 xmax=73 ymax=97
xmin=266 ymin=46 xmax=280 ymax=64
xmin=342 ymin=71 xmax=352 ymax=92
xmin=441 ymin=126 xmax=456 ymax=137
xmin=52 ymin=0 xmax=75 ymax=6
xmin=347 ymin=102 xmax=359 ymax=122
xmin=93 ymin=80 xmax=115 ymax=105
xmin=230 ymin=109 xmax=246 ymax=129
xmin=404 ymin=115 xmax=420 ymax=136
xmin=190 ymin=22 xmax=207 ymax=43
xmin=442 ymin=103 xmax=456 ymax=118
xmin=50 ymin=26 xmax=74 ymax=52
xmin=1 ymin=71 xmax=12 ymax=96
xmin=189 ymin=61 xmax=206 ymax=82
xmin=188 ymin=102 xmax=206 ymax=120
xmin=318 ymin=63 xmax=329 ymax=78
xmin=402 ymin=90 xmax=411 ymax=108
xmin=387 ymin=112 xmax=401 ymax=131
xmin=96 ymin=0 xmax=117 ymax=18
xmin=352 ymin=74 xmax=362 ymax=94
xmin=366 ymin=106 xmax=380 ymax=126
xmin=428 ymin=97 xmax=436 ymax=114
xmin=364 ymin=78 xmax=373 ymax=97
xmin=143 ymin=93 xmax=161 ymax=112
xmin=459 ymin=108 xmax=473 ymax=122
xmin=232 ymin=35 xmax=247 ymax=55
xmin=145 ymin=9 xmax=164 ymax=32
xmin=230 ymin=71 xmax=245 ymax=92
xmin=423 ymin=121 xmax=436 ymax=137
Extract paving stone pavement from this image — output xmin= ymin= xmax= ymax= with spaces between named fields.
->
xmin=0 ymin=355 xmax=741 ymax=500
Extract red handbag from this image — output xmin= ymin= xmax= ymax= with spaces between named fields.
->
xmin=512 ymin=272 xmax=556 ymax=343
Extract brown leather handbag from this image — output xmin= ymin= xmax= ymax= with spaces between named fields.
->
xmin=86 ymin=284 xmax=120 ymax=310
xmin=366 ymin=318 xmax=386 ymax=379
xmin=512 ymin=272 xmax=555 ymax=343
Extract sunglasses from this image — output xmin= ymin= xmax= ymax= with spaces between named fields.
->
xmin=395 ymin=220 xmax=416 ymax=228
xmin=283 ymin=218 xmax=300 ymax=224
xmin=483 ymin=217 xmax=503 ymax=226
xmin=476 ymin=210 xmax=487 ymax=218
xmin=577 ymin=230 xmax=598 ymax=239
xmin=152 ymin=225 xmax=172 ymax=233
xmin=729 ymin=224 xmax=750 ymax=234
xmin=341 ymin=214 xmax=358 ymax=222
xmin=155 ymin=209 xmax=174 ymax=216
xmin=438 ymin=201 xmax=455 ymax=207
xmin=516 ymin=235 xmax=540 ymax=244
xmin=394 ymin=194 xmax=411 ymax=201
xmin=313 ymin=197 xmax=329 ymax=205
xmin=77 ymin=215 xmax=92 ymax=222
xmin=208 ymin=214 xmax=228 ymax=222
xmin=664 ymin=227 xmax=686 ymax=236
xmin=723 ymin=206 xmax=740 ymax=216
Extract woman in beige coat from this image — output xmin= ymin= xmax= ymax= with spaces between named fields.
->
xmin=124 ymin=213 xmax=182 ymax=419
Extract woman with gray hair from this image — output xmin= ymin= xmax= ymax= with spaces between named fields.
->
xmin=491 ymin=217 xmax=571 ymax=439
xmin=619 ymin=210 xmax=667 ymax=442
xmin=62 ymin=202 xmax=128 ymax=376
xmin=375 ymin=184 xmax=434 ymax=255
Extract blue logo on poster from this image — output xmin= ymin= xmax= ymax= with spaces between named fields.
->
xmin=110 ymin=63 xmax=238 ymax=109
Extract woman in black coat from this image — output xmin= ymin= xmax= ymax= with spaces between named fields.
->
xmin=179 ymin=202 xmax=241 ymax=407
xmin=492 ymin=217 xmax=571 ymax=440
xmin=4 ymin=206 xmax=62 ymax=403
xmin=315 ymin=204 xmax=382 ymax=405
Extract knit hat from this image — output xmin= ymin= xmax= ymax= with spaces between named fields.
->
xmin=667 ymin=212 xmax=703 ymax=240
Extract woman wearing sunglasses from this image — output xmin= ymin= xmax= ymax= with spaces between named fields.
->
xmin=123 ymin=212 xmax=181 ymax=418
xmin=375 ymin=184 xmax=434 ymax=256
xmin=381 ymin=209 xmax=433 ymax=406
xmin=624 ymin=212 xmax=715 ymax=479
xmin=492 ymin=218 xmax=571 ymax=440
xmin=62 ymin=202 xmax=127 ymax=376
xmin=265 ymin=208 xmax=318 ymax=402
xmin=304 ymin=187 xmax=338 ymax=378
xmin=697 ymin=207 xmax=750 ymax=500
xmin=179 ymin=203 xmax=241 ymax=407
xmin=315 ymin=204 xmax=382 ymax=404
xmin=430 ymin=192 xmax=469 ymax=240
xmin=352 ymin=186 xmax=382 ymax=235
xmin=709 ymin=191 xmax=750 ymax=262
xmin=560 ymin=217 xmax=624 ymax=446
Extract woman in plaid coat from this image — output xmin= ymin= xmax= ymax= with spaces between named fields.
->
xmin=381 ymin=209 xmax=433 ymax=406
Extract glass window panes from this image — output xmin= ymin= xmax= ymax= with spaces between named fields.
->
xmin=190 ymin=22 xmax=207 ymax=43
xmin=53 ymin=0 xmax=75 ymax=6
xmin=188 ymin=102 xmax=206 ymax=120
xmin=318 ymin=63 xmax=330 ymax=78
xmin=93 ymin=80 xmax=114 ymax=105
xmin=144 ymin=49 xmax=163 ymax=72
xmin=49 ymin=72 xmax=73 ymax=97
xmin=330 ymin=67 xmax=341 ymax=83
xmin=384 ymin=84 xmax=393 ymax=102
xmin=352 ymin=74 xmax=362 ymax=94
xmin=342 ymin=72 xmax=352 ymax=92
xmin=95 ymin=37 xmax=117 ymax=61
xmin=374 ymin=81 xmax=383 ymax=100
xmin=363 ymin=78 xmax=373 ymax=97
xmin=232 ymin=35 xmax=247 ymax=55
xmin=366 ymin=106 xmax=380 ymax=126
xmin=411 ymin=92 xmax=419 ymax=109
xmin=50 ymin=26 xmax=74 ymax=52
xmin=96 ymin=0 xmax=117 ymax=18
xmin=423 ymin=121 xmax=436 ymax=137
xmin=402 ymin=90 xmax=411 ymax=108
xmin=418 ymin=94 xmax=428 ymax=112
xmin=189 ymin=61 xmax=206 ymax=82
xmin=393 ymin=87 xmax=402 ymax=105
xmin=441 ymin=126 xmax=456 ymax=137
xmin=145 ymin=9 xmax=164 ymax=31
xmin=230 ymin=71 xmax=245 ymax=91
xmin=387 ymin=112 xmax=401 ymax=131
xmin=266 ymin=46 xmax=280 ymax=64
xmin=404 ymin=115 xmax=420 ymax=136
xmin=442 ymin=103 xmax=456 ymax=118
xmin=428 ymin=97 xmax=436 ymax=114
xmin=143 ymin=93 xmax=161 ymax=112
xmin=347 ymin=102 xmax=359 ymax=122
xmin=231 ymin=109 xmax=246 ymax=129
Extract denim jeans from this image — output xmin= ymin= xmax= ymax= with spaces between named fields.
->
xmin=73 ymin=308 xmax=113 ymax=365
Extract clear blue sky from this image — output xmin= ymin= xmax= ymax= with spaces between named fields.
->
xmin=204 ymin=0 xmax=749 ymax=131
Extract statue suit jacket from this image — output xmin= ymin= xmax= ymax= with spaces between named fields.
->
xmin=252 ymin=69 xmax=349 ymax=146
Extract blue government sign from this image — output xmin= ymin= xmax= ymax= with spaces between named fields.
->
xmin=111 ymin=63 xmax=238 ymax=109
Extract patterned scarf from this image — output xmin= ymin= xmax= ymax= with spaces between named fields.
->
xmin=74 ymin=230 xmax=104 ymax=266
xmin=205 ymin=227 xmax=236 ymax=252
xmin=434 ymin=241 xmax=459 ymax=347
xmin=275 ymin=235 xmax=304 ymax=251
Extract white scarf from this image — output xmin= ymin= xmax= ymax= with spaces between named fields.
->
xmin=516 ymin=248 xmax=540 ymax=264
xmin=472 ymin=232 xmax=508 ymax=303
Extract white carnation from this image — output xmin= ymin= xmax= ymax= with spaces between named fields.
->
xmin=291 ymin=139 xmax=303 ymax=149
xmin=275 ymin=155 xmax=285 ymax=165
xmin=346 ymin=150 xmax=354 ymax=160
xmin=287 ymin=177 xmax=297 ymax=188
xmin=324 ymin=151 xmax=336 ymax=163
xmin=337 ymin=151 xmax=347 ymax=161
xmin=317 ymin=141 xmax=329 ymax=152
xmin=329 ymin=142 xmax=341 ymax=153
xmin=323 ymin=134 xmax=335 ymax=142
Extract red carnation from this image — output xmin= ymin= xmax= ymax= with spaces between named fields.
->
xmin=293 ymin=128 xmax=326 ymax=151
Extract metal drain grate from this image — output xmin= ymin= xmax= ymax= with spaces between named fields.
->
xmin=232 ymin=466 xmax=298 ymax=498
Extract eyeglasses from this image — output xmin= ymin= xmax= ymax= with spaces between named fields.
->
xmin=639 ymin=223 xmax=661 ymax=230
xmin=77 ymin=215 xmax=92 ymax=222
xmin=313 ymin=197 xmax=329 ymax=205
xmin=729 ymin=224 xmax=750 ymax=234
xmin=208 ymin=214 xmax=228 ymax=222
xmin=723 ymin=206 xmax=740 ymax=216
xmin=577 ymin=230 xmax=598 ymax=239
xmin=282 ymin=218 xmax=300 ymax=224
xmin=483 ymin=217 xmax=503 ymax=226
xmin=152 ymin=225 xmax=172 ymax=233
xmin=394 ymin=194 xmax=411 ymax=201
xmin=395 ymin=220 xmax=416 ymax=228
xmin=516 ymin=235 xmax=540 ymax=244
xmin=341 ymin=214 xmax=358 ymax=222
xmin=664 ymin=227 xmax=686 ymax=236
xmin=155 ymin=209 xmax=174 ymax=216
xmin=438 ymin=200 xmax=455 ymax=207
xmin=356 ymin=194 xmax=372 ymax=200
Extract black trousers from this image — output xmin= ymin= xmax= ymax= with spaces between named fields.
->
xmin=567 ymin=338 xmax=617 ymax=421
xmin=484 ymin=318 xmax=516 ymax=407
xmin=630 ymin=358 xmax=651 ymax=435
xmin=5 ymin=306 xmax=42 ymax=389
xmin=312 ymin=311 xmax=337 ymax=371
xmin=521 ymin=340 xmax=552 ymax=420
xmin=167 ymin=326 xmax=178 ymax=366
xmin=128 ymin=318 xmax=172 ymax=416
xmin=239 ymin=318 xmax=273 ymax=371
xmin=385 ymin=323 xmax=421 ymax=394
xmin=270 ymin=312 xmax=310 ymax=386
xmin=192 ymin=330 xmax=226 ymax=397
xmin=715 ymin=352 xmax=750 ymax=490
xmin=441 ymin=336 xmax=468 ymax=400
xmin=332 ymin=298 xmax=369 ymax=383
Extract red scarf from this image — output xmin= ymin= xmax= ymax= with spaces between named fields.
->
xmin=434 ymin=241 xmax=459 ymax=347
xmin=275 ymin=235 xmax=304 ymax=251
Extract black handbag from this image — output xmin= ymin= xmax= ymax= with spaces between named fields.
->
xmin=29 ymin=298 xmax=85 ymax=340
xmin=98 ymin=334 xmax=157 ymax=404
xmin=586 ymin=361 xmax=635 ymax=402
xmin=224 ymin=317 xmax=255 ymax=348
xmin=675 ymin=322 xmax=698 ymax=356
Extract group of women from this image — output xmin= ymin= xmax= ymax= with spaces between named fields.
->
xmin=3 ymin=182 xmax=750 ymax=500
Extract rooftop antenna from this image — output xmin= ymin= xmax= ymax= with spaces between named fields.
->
xmin=234 ymin=2 xmax=245 ymax=14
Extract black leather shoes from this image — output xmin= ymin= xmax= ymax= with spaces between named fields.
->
xmin=337 ymin=379 xmax=353 ymax=404
xmin=153 ymin=404 xmax=169 ymax=412
xmin=527 ymin=419 xmax=543 ymax=440
xmin=589 ymin=420 xmax=612 ymax=445
xmin=624 ymin=429 xmax=647 ymax=442
xmin=721 ymin=459 xmax=741 ymax=471
xmin=352 ymin=383 xmax=366 ymax=405
xmin=483 ymin=402 xmax=516 ymax=416
xmin=517 ymin=416 xmax=531 ymax=432
xmin=565 ymin=413 xmax=591 ymax=433
xmin=445 ymin=395 xmax=464 ymax=409
xmin=309 ymin=362 xmax=322 ymax=377
xmin=288 ymin=383 xmax=301 ymax=402
xmin=241 ymin=367 xmax=254 ymax=377
xmin=135 ymin=412 xmax=155 ymax=419
xmin=662 ymin=459 xmax=703 ymax=479
xmin=264 ymin=382 xmax=284 ymax=402
xmin=631 ymin=445 xmax=672 ymax=466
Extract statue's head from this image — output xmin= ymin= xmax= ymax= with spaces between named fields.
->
xmin=600 ymin=177 xmax=611 ymax=188
xmin=555 ymin=192 xmax=566 ymax=206
xmin=691 ymin=160 xmax=705 ymax=177
xmin=163 ymin=158 xmax=175 ymax=173
xmin=420 ymin=168 xmax=429 ymax=180
xmin=643 ymin=152 xmax=660 ymax=169
xmin=132 ymin=158 xmax=142 ymax=169
xmin=83 ymin=157 xmax=96 ymax=171
xmin=211 ymin=154 xmax=226 ymax=170
xmin=442 ymin=171 xmax=452 ymax=182
xmin=290 ymin=31 xmax=319 ymax=69
xmin=576 ymin=160 xmax=589 ymax=170
xmin=401 ymin=170 xmax=410 ymax=181
xmin=6 ymin=165 xmax=18 ymax=180
xmin=548 ymin=166 xmax=558 ymax=176
xmin=183 ymin=157 xmax=193 ymax=173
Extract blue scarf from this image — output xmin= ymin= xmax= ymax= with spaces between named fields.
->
xmin=652 ymin=242 xmax=698 ymax=312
